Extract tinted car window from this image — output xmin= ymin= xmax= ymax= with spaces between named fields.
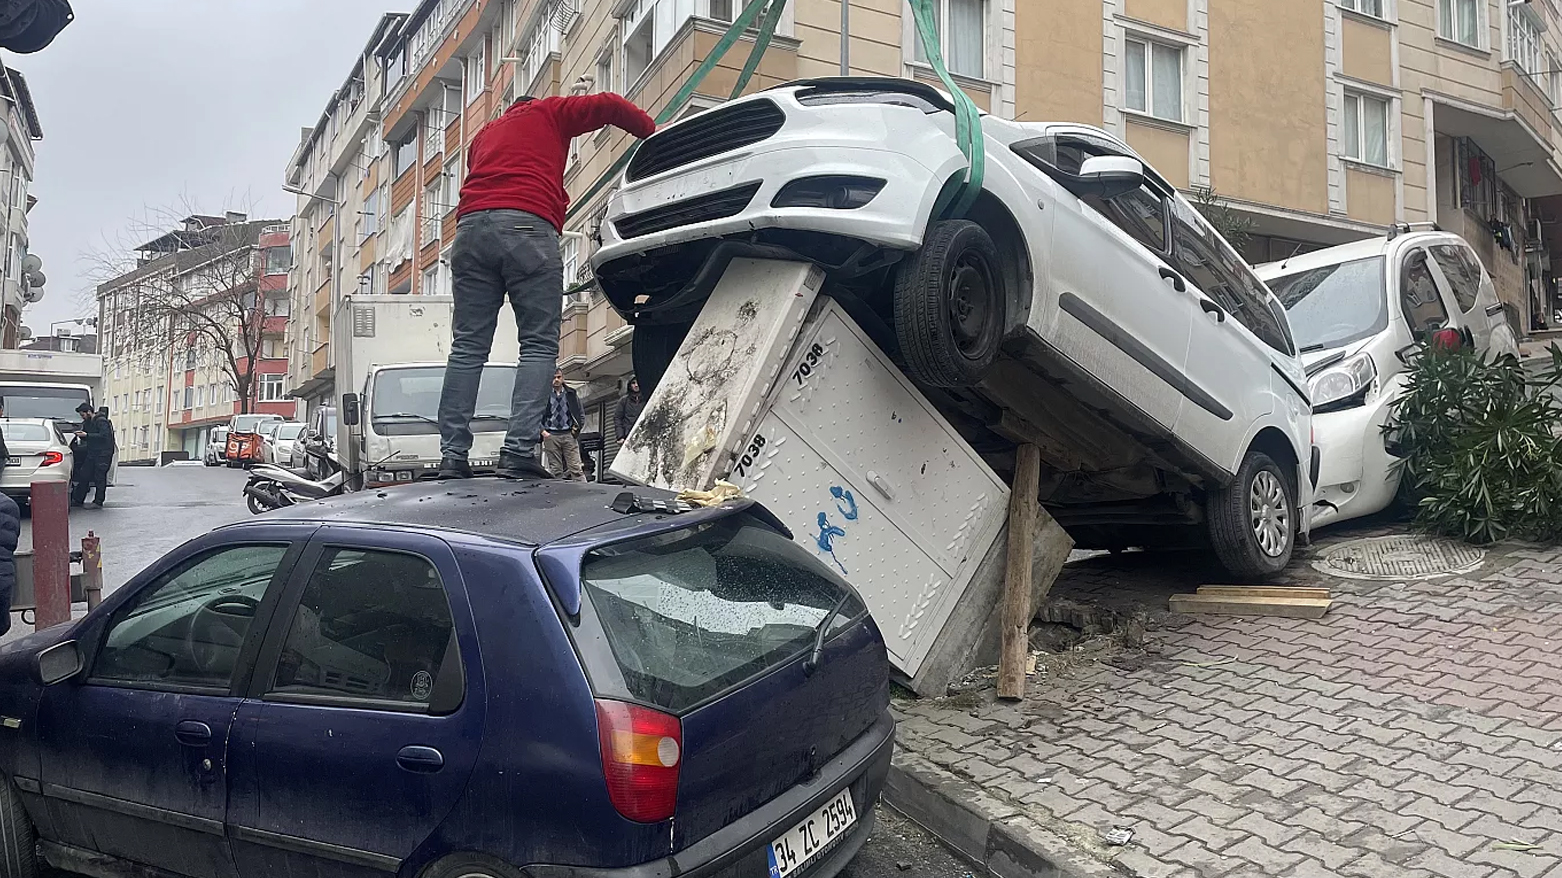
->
xmin=1013 ymin=137 xmax=1169 ymax=254
xmin=93 ymin=545 xmax=290 ymax=691
xmin=578 ymin=513 xmax=866 ymax=712
xmin=1401 ymin=250 xmax=1450 ymax=332
xmin=270 ymin=548 xmax=458 ymax=708
xmin=1428 ymin=244 xmax=1484 ymax=313
xmin=1170 ymin=207 xmax=1293 ymax=353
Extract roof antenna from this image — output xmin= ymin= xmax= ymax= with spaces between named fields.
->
xmin=1278 ymin=241 xmax=1307 ymax=272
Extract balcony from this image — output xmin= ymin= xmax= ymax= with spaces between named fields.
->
xmin=312 ymin=343 xmax=330 ymax=379
xmin=1503 ymin=65 xmax=1555 ymax=146
xmin=1431 ymin=70 xmax=1562 ymax=198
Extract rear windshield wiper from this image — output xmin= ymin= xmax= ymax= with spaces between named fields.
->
xmin=804 ymin=593 xmax=853 ymax=675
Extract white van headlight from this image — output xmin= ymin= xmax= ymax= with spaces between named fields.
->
xmin=1309 ymin=353 xmax=1376 ymax=413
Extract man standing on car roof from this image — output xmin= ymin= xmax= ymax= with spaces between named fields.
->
xmin=435 ymin=91 xmax=656 ymax=483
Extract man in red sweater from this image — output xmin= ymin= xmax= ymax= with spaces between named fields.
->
xmin=437 ymin=92 xmax=656 ymax=481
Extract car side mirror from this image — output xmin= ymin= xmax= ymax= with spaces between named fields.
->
xmin=342 ymin=393 xmax=361 ymax=428
xmin=1076 ymin=155 xmax=1147 ymax=200
xmin=37 ymin=641 xmax=83 ymax=686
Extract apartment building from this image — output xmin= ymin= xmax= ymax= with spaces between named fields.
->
xmin=0 ymin=63 xmax=44 ymax=349
xmin=98 ymin=215 xmax=296 ymax=464
xmin=285 ymin=13 xmax=410 ymax=412
xmin=1027 ymin=0 xmax=1562 ymax=333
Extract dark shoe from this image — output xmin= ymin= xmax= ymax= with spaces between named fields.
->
xmin=437 ymin=457 xmax=473 ymax=480
xmin=496 ymin=454 xmax=553 ymax=481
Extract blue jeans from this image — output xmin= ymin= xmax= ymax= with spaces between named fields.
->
xmin=438 ymin=209 xmax=562 ymax=461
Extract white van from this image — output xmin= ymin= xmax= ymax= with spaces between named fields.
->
xmin=1257 ymin=226 xmax=1517 ymax=529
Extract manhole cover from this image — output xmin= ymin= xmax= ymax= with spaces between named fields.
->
xmin=1313 ymin=536 xmax=1486 ymax=581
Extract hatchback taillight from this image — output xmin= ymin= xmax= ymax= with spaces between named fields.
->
xmin=595 ymin=699 xmax=681 ymax=823
xmin=40 ymin=452 xmax=62 ymax=467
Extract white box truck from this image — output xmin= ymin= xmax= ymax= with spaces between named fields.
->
xmin=332 ymin=294 xmax=521 ymax=488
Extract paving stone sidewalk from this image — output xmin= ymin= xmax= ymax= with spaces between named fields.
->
xmin=892 ymin=529 xmax=1562 ymax=878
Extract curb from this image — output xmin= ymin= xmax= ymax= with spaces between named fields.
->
xmin=882 ymin=752 xmax=1120 ymax=878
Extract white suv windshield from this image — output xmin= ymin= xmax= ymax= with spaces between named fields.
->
xmin=1269 ymin=256 xmax=1388 ymax=353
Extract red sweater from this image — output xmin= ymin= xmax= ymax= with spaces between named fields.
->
xmin=457 ymin=94 xmax=657 ymax=231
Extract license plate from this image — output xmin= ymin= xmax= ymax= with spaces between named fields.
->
xmin=767 ymin=789 xmax=857 ymax=878
xmin=471 ymin=459 xmax=497 ymax=468
xmin=4 ymin=457 xmax=16 ymax=466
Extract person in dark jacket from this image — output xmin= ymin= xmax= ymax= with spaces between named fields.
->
xmin=436 ymin=92 xmax=656 ymax=483
xmin=0 ymin=492 xmax=16 ymax=636
xmin=615 ymin=376 xmax=644 ymax=444
xmin=70 ymin=403 xmax=114 ymax=508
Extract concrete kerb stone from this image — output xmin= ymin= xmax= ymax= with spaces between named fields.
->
xmin=884 ymin=751 xmax=1122 ymax=878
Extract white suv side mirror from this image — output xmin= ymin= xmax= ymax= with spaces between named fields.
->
xmin=1077 ymin=155 xmax=1147 ymax=199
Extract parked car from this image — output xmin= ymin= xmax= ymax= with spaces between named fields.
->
xmin=262 ymin=421 xmax=305 ymax=465
xmin=0 ymin=418 xmax=73 ymax=505
xmin=204 ymin=426 xmax=230 ymax=466
xmin=291 ymin=406 xmax=337 ymax=474
xmin=0 ymin=479 xmax=892 ymax=878
xmin=1257 ymin=225 xmax=1519 ymax=530
xmin=590 ymin=77 xmax=1313 ymax=576
xmin=224 ymin=413 xmax=283 ymax=467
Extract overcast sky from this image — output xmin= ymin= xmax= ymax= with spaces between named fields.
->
xmin=17 ymin=0 xmax=404 ymax=331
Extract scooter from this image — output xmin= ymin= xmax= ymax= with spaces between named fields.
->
xmin=243 ymin=439 xmax=349 ymax=514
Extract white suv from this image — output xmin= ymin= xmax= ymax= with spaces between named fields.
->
xmin=591 ymin=77 xmax=1313 ymax=577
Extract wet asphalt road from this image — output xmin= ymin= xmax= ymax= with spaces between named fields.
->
xmin=3 ymin=464 xmax=978 ymax=877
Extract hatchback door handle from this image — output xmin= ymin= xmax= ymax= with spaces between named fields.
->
xmin=174 ymin=721 xmax=212 ymax=748
xmin=397 ymin=746 xmax=445 ymax=773
xmin=1159 ymin=266 xmax=1186 ymax=292
xmin=1200 ymin=300 xmax=1226 ymax=322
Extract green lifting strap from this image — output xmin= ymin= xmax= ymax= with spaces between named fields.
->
xmin=906 ymin=0 xmax=984 ymax=218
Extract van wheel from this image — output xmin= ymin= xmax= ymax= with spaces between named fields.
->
xmin=1209 ymin=451 xmax=1296 ymax=579
xmin=893 ymin=219 xmax=1006 ymax=388
xmin=419 ymin=853 xmax=523 ymax=878
xmin=0 ymin=777 xmax=39 ymax=878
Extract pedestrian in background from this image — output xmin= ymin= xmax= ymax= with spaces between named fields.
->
xmin=0 ymin=491 xmax=16 ymax=636
xmin=70 ymin=403 xmax=113 ymax=508
xmin=435 ymin=91 xmax=656 ymax=482
xmin=542 ymin=369 xmax=586 ymax=482
xmin=615 ymin=376 xmax=644 ymax=444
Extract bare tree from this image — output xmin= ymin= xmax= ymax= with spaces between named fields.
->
xmin=86 ymin=199 xmax=283 ymax=415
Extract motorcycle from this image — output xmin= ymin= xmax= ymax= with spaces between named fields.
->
xmin=243 ymin=438 xmax=349 ymax=514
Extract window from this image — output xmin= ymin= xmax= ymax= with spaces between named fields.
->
xmin=424 ymin=110 xmax=444 ymax=157
xmin=624 ymin=16 xmax=654 ymax=86
xmin=1013 ymin=136 xmax=1171 ymax=254
xmin=267 ymin=548 xmax=458 ymax=709
xmin=1401 ymin=250 xmax=1451 ymax=333
xmin=1509 ymin=5 xmax=1542 ymax=74
xmin=265 ymin=247 xmax=292 ymax=275
xmin=1170 ymin=203 xmax=1293 ymax=354
xmin=265 ymin=296 xmax=290 ymax=317
xmin=183 ymin=386 xmax=194 ymax=409
xmin=621 ymin=0 xmax=730 ymax=87
xmin=91 ymin=545 xmax=290 ymax=691
xmin=362 ymin=187 xmax=380 ymax=241
xmin=1343 ymin=91 xmax=1390 ymax=167
xmin=196 ymin=385 xmax=206 ymax=408
xmin=912 ymin=0 xmax=986 ymax=79
xmin=1339 ymin=0 xmax=1384 ymax=18
xmin=422 ymin=263 xmax=440 ymax=298
xmin=576 ymin=513 xmax=865 ymax=712
xmin=442 ymin=157 xmax=461 ymax=216
xmin=393 ymin=136 xmax=418 ymax=179
xmin=1549 ymin=54 xmax=1562 ymax=108
xmin=1438 ymin=0 xmax=1481 ymax=47
xmin=422 ymin=180 xmax=442 ymax=246
xmin=1124 ymin=37 xmax=1184 ymax=122
xmin=1429 ymin=244 xmax=1485 ymax=313
xmin=596 ymin=48 xmax=614 ymax=94
xmin=466 ymin=43 xmax=487 ymax=104
xmin=259 ymin=373 xmax=286 ymax=403
xmin=155 ymin=386 xmax=164 ymax=415
xmin=262 ymin=338 xmax=285 ymax=360
xmin=185 ymin=347 xmax=198 ymax=370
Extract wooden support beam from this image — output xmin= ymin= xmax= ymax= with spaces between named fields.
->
xmin=998 ymin=443 xmax=1043 ymax=701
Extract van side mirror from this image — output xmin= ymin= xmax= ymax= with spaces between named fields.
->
xmin=1076 ymin=155 xmax=1147 ymax=199
xmin=37 ymin=641 xmax=83 ymax=686
xmin=342 ymin=393 xmax=361 ymax=428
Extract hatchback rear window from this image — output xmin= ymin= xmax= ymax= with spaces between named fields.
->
xmin=577 ymin=513 xmax=865 ymax=712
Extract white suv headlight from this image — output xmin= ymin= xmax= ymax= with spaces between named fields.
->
xmin=1308 ymin=353 xmax=1376 ymax=412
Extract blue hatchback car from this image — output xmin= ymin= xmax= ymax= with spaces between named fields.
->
xmin=0 ymin=480 xmax=894 ymax=878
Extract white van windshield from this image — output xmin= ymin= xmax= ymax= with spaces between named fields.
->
xmin=1269 ymin=256 xmax=1389 ymax=353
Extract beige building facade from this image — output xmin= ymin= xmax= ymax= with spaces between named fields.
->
xmin=1025 ymin=0 xmax=1562 ymax=332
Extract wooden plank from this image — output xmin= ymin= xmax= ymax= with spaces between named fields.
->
xmin=1196 ymin=585 xmax=1331 ymax=600
xmin=1169 ymin=594 xmax=1332 ymax=619
xmin=998 ymin=443 xmax=1043 ymax=701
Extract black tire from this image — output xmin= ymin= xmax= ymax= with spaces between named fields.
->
xmin=893 ymin=219 xmax=1006 ymax=388
xmin=0 ymin=777 xmax=39 ymax=878
xmin=1208 ymin=451 xmax=1297 ymax=579
xmin=419 ymin=853 xmax=524 ymax=878
xmin=631 ymin=320 xmax=692 ymax=399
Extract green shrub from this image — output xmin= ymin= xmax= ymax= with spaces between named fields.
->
xmin=1388 ymin=343 xmax=1562 ymax=544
